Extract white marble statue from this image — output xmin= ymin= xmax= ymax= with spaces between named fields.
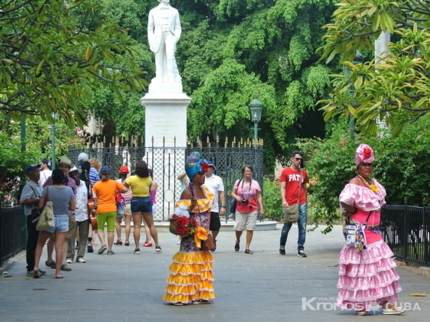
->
xmin=148 ymin=0 xmax=182 ymax=84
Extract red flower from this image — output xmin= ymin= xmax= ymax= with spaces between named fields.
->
xmin=200 ymin=161 xmax=209 ymax=173
xmin=363 ymin=147 xmax=372 ymax=159
xmin=171 ymin=215 xmax=199 ymax=237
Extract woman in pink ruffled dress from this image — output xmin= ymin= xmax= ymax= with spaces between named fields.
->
xmin=337 ymin=144 xmax=405 ymax=316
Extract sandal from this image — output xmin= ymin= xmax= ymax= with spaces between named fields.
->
xmin=124 ymin=241 xmax=130 ymax=246
xmin=33 ymin=270 xmax=42 ymax=279
xmin=234 ymin=243 xmax=240 ymax=252
xmin=245 ymin=249 xmax=254 ymax=254
xmin=114 ymin=239 xmax=123 ymax=245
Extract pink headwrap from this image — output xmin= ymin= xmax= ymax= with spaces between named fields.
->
xmin=355 ymin=144 xmax=374 ymax=166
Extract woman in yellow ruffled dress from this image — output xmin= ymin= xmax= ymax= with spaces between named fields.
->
xmin=162 ymin=152 xmax=215 ymax=305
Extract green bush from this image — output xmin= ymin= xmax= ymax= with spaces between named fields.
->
xmin=297 ymin=120 xmax=430 ymax=233
xmin=263 ymin=175 xmax=282 ymax=221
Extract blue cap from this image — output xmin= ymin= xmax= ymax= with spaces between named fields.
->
xmin=25 ymin=164 xmax=41 ymax=175
xmin=100 ymin=166 xmax=111 ymax=175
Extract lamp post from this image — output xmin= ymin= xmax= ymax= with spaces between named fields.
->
xmin=51 ymin=112 xmax=58 ymax=170
xmin=249 ymin=97 xmax=263 ymax=145
xmin=343 ymin=50 xmax=363 ymax=140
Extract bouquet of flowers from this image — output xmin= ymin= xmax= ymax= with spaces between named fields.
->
xmin=170 ymin=214 xmax=198 ymax=237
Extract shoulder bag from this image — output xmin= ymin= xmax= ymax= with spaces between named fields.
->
xmin=343 ymin=211 xmax=372 ymax=251
xmin=230 ymin=179 xmax=243 ymax=215
xmin=29 ymin=185 xmax=42 ymax=223
xmin=282 ymin=169 xmax=302 ymax=223
xmin=36 ymin=186 xmax=55 ymax=231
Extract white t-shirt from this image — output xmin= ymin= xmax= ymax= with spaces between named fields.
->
xmin=75 ymin=180 xmax=89 ymax=222
xmin=204 ymin=174 xmax=224 ymax=213
xmin=39 ymin=169 xmax=52 ymax=188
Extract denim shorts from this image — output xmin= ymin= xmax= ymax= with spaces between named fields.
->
xmin=46 ymin=214 xmax=69 ymax=233
xmin=130 ymin=197 xmax=152 ymax=214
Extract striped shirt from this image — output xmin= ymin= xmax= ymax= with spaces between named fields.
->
xmin=89 ymin=167 xmax=100 ymax=186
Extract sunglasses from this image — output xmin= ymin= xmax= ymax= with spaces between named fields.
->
xmin=294 ymin=158 xmax=303 ymax=161
xmin=360 ymin=163 xmax=373 ymax=167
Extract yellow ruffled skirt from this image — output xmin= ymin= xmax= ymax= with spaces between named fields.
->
xmin=162 ymin=249 xmax=215 ymax=304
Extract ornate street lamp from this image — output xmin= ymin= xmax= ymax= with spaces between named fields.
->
xmin=249 ymin=97 xmax=263 ymax=144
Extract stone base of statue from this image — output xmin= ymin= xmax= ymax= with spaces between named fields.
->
xmin=140 ymin=82 xmax=191 ymax=148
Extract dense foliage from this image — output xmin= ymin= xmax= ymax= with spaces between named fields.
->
xmin=0 ymin=0 xmax=146 ymax=127
xmin=84 ymin=0 xmax=338 ymax=168
xmin=297 ymin=120 xmax=430 ymax=233
xmin=318 ymin=0 xmax=430 ymax=135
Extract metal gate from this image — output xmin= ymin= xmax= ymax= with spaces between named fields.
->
xmin=68 ymin=143 xmax=263 ymax=221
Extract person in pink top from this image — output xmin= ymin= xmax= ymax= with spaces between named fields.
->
xmin=231 ymin=165 xmax=264 ymax=254
xmin=337 ymin=143 xmax=405 ymax=316
xmin=114 ymin=166 xmax=133 ymax=246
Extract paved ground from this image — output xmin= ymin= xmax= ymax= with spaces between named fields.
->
xmin=0 ymin=225 xmax=429 ymax=322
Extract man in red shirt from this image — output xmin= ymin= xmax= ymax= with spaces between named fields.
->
xmin=279 ymin=151 xmax=309 ymax=257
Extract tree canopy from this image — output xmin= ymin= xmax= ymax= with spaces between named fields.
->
xmin=318 ymin=0 xmax=430 ymax=135
xmin=0 ymin=0 xmax=147 ymax=127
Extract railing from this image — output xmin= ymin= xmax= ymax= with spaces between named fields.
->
xmin=1 ymin=206 xmax=26 ymax=265
xmin=381 ymin=204 xmax=430 ymax=267
xmin=68 ymin=142 xmax=264 ymax=221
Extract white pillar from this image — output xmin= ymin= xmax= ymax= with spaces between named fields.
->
xmin=375 ymin=31 xmax=390 ymax=64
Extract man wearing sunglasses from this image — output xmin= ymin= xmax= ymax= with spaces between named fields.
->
xmin=279 ymin=151 xmax=309 ymax=257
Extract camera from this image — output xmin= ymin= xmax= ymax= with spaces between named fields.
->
xmin=241 ymin=199 xmax=249 ymax=204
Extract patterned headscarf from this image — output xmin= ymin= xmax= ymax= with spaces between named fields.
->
xmin=185 ymin=152 xmax=209 ymax=180
xmin=355 ymin=144 xmax=374 ymax=166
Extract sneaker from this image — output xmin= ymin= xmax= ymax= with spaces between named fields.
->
xmin=66 ymin=258 xmax=72 ymax=264
xmin=77 ymin=257 xmax=86 ymax=263
xmin=143 ymin=242 xmax=153 ymax=247
xmin=134 ymin=248 xmax=140 ymax=254
xmin=87 ymin=245 xmax=94 ymax=253
xmin=98 ymin=245 xmax=107 ymax=254
xmin=45 ymin=260 xmax=56 ymax=268
xmin=297 ymin=249 xmax=307 ymax=258
xmin=155 ymin=246 xmax=162 ymax=253
xmin=279 ymin=246 xmax=286 ymax=255
xmin=107 ymin=251 xmax=115 ymax=255
xmin=60 ymin=264 xmax=72 ymax=271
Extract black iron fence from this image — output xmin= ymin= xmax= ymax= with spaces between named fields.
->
xmin=68 ymin=143 xmax=264 ymax=221
xmin=381 ymin=204 xmax=430 ymax=267
xmin=1 ymin=206 xmax=26 ymax=265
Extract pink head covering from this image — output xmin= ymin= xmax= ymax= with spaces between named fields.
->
xmin=355 ymin=144 xmax=374 ymax=166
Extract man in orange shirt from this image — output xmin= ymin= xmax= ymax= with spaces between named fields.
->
xmin=93 ymin=166 xmax=128 ymax=255
xmin=279 ymin=151 xmax=309 ymax=257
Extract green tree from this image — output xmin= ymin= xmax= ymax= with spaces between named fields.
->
xmin=0 ymin=0 xmax=146 ymax=127
xmin=318 ymin=0 xmax=430 ymax=135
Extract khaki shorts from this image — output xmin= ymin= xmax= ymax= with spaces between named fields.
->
xmin=234 ymin=210 xmax=258 ymax=231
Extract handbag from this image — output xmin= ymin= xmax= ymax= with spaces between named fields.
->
xmin=169 ymin=218 xmax=179 ymax=235
xmin=282 ymin=204 xmax=299 ymax=223
xmin=282 ymin=172 xmax=302 ymax=223
xmin=202 ymin=234 xmax=215 ymax=251
xmin=343 ymin=211 xmax=372 ymax=250
xmin=36 ymin=187 xmax=55 ymax=231
xmin=116 ymin=192 xmax=125 ymax=216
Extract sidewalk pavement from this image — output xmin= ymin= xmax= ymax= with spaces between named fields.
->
xmin=0 ymin=225 xmax=428 ymax=322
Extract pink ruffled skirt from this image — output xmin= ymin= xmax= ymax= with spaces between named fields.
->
xmin=337 ymin=240 xmax=402 ymax=312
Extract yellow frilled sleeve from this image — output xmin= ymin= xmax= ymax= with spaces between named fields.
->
xmin=174 ymin=185 xmax=214 ymax=213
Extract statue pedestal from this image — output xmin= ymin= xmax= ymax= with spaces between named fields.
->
xmin=140 ymin=83 xmax=191 ymax=147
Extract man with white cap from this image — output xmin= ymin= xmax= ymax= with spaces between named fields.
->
xmin=43 ymin=157 xmax=77 ymax=271
xmin=77 ymin=152 xmax=89 ymax=168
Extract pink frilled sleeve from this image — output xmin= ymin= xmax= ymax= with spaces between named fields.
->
xmin=339 ymin=179 xmax=386 ymax=211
